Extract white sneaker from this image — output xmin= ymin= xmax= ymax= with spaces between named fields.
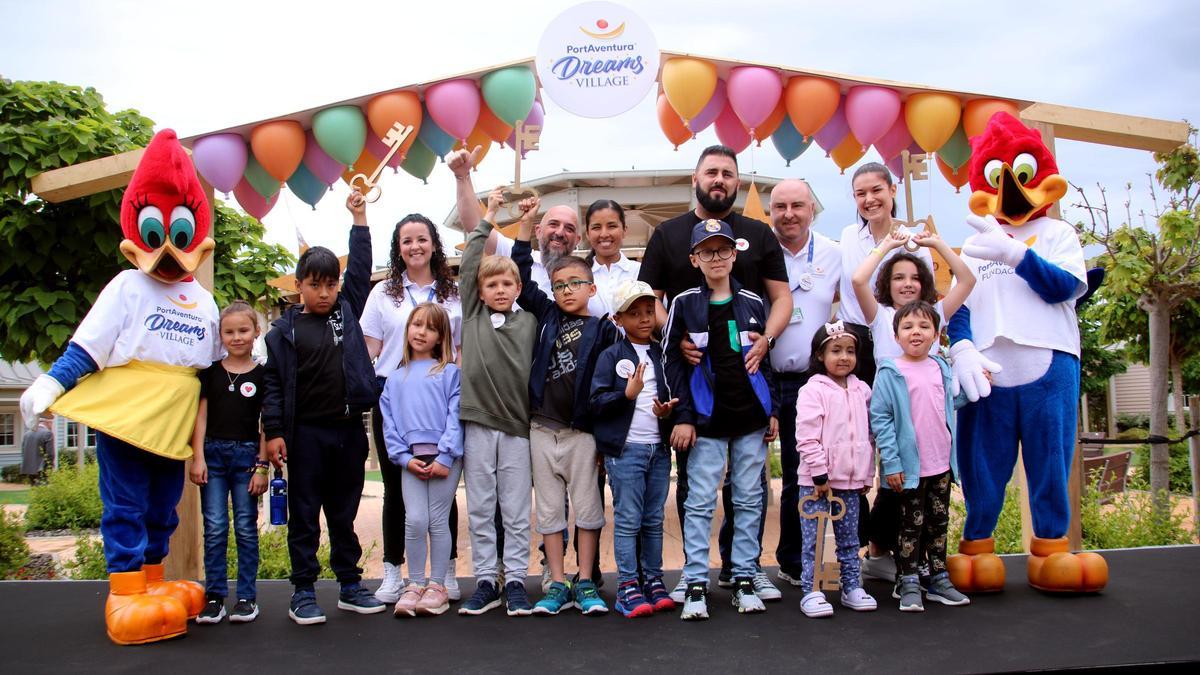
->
xmin=669 ymin=575 xmax=688 ymax=604
xmin=800 ymin=591 xmax=834 ymax=618
xmin=861 ymin=554 xmax=897 ymax=582
xmin=375 ymin=562 xmax=403 ymax=604
xmin=752 ymin=568 xmax=782 ymax=601
xmin=445 ymin=558 xmax=461 ymax=601
xmin=732 ymin=578 xmax=766 ymax=614
xmin=680 ymin=583 xmax=709 ymax=621
xmin=840 ymin=587 xmax=878 ymax=611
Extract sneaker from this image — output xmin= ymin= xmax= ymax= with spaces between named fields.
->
xmin=338 ymin=582 xmax=387 ymax=614
xmin=540 ymin=557 xmax=553 ymax=594
xmin=615 ymin=580 xmax=654 ymax=618
xmin=533 ymin=581 xmax=574 ymax=615
xmin=458 ymin=580 xmax=502 ymax=616
xmin=416 ymin=583 xmax=450 ymax=615
xmin=898 ymin=576 xmax=924 ymax=612
xmin=731 ymin=577 xmax=766 ymax=614
xmin=643 ymin=576 xmax=676 ymax=612
xmin=444 ymin=559 xmax=461 ymax=601
xmin=717 ymin=567 xmax=734 ymax=588
xmin=575 ymin=579 xmax=609 ymax=615
xmin=861 ymin=553 xmax=897 ymax=582
xmin=229 ymin=599 xmax=259 ymax=623
xmin=892 ymin=575 xmax=932 ymax=599
xmin=680 ymin=582 xmax=709 ymax=621
xmin=393 ymin=583 xmax=424 ymax=618
xmin=289 ymin=588 xmax=326 ymax=625
xmin=669 ymin=576 xmax=688 ymax=604
xmin=752 ymin=568 xmax=782 ymax=601
xmin=573 ymin=568 xmax=605 ymax=590
xmin=375 ymin=561 xmax=403 ymax=604
xmin=800 ymin=590 xmax=834 ymax=618
xmin=196 ymin=594 xmax=225 ymax=624
xmin=926 ymin=573 xmax=970 ymax=607
xmin=505 ymin=581 xmax=534 ymax=616
xmin=840 ymin=586 xmax=878 ymax=611
xmin=776 ymin=566 xmax=804 ymax=587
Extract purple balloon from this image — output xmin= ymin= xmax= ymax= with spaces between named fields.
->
xmin=192 ymin=133 xmax=247 ymax=194
xmin=874 ymin=114 xmax=913 ymax=161
xmin=505 ymin=101 xmax=545 ymax=159
xmin=812 ymin=96 xmax=849 ymax=157
xmin=687 ymin=78 xmax=727 ymax=135
xmin=302 ymin=130 xmax=343 ymax=185
xmin=886 ymin=154 xmax=905 ymax=184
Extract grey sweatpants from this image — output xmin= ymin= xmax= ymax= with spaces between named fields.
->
xmin=464 ymin=422 xmax=531 ymax=584
xmin=402 ymin=459 xmax=463 ymax=586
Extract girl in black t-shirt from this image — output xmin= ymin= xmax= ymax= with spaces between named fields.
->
xmin=189 ymin=301 xmax=269 ymax=624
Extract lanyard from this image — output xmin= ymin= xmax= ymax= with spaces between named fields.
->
xmin=407 ymin=285 xmax=436 ymax=310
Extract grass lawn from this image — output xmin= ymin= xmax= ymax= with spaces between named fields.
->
xmin=365 ymin=470 xmax=382 ymax=482
xmin=0 ymin=489 xmax=31 ymax=505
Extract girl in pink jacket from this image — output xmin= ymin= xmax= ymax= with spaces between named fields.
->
xmin=794 ymin=321 xmax=877 ymax=618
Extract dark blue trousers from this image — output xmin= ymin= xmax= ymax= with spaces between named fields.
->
xmin=97 ymin=432 xmax=185 ymax=572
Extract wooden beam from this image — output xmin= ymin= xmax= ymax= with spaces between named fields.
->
xmin=1020 ymin=102 xmax=1189 ymax=154
xmin=30 ymin=148 xmax=145 ymax=204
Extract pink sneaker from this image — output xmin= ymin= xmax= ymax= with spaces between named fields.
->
xmin=416 ymin=583 xmax=449 ymax=616
xmin=393 ymin=584 xmax=423 ymax=618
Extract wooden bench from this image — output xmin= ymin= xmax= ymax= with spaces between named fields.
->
xmin=1081 ymin=450 xmax=1132 ymax=504
xmin=1079 ymin=431 xmax=1107 ymax=459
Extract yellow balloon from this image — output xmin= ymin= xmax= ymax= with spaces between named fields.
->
xmin=661 ymin=58 xmax=717 ymax=127
xmin=905 ymin=92 xmax=962 ymax=153
xmin=830 ymin=133 xmax=866 ymax=174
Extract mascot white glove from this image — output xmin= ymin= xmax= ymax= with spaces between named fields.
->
xmin=962 ymin=214 xmax=1028 ymax=268
xmin=949 ymin=340 xmax=1003 ymax=402
xmin=20 ymin=375 xmax=65 ymax=429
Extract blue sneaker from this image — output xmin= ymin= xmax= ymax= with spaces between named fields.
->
xmin=533 ymin=581 xmax=574 ymax=615
xmin=644 ymin=576 xmax=676 ymax=613
xmin=338 ymin=582 xmax=387 ymax=614
xmin=615 ymin=580 xmax=653 ymax=618
xmin=458 ymin=580 xmax=502 ymax=616
xmin=505 ymin=581 xmax=533 ymax=616
xmin=575 ymin=579 xmax=609 ymax=615
xmin=289 ymin=588 xmax=326 ymax=625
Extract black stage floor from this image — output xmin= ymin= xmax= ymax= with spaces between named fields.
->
xmin=2 ymin=546 xmax=1197 ymax=673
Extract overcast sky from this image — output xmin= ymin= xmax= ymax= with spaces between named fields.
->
xmin=3 ymin=0 xmax=1196 ymax=266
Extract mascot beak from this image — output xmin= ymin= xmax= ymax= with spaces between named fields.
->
xmin=969 ymin=164 xmax=1068 ymax=227
xmin=119 ymin=237 xmax=215 ymax=283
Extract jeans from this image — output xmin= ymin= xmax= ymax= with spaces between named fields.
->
xmin=683 ymin=429 xmax=767 ymax=584
xmin=605 ymin=442 xmax=671 ymax=584
xmin=200 ymin=438 xmax=260 ymax=600
xmin=775 ymin=372 xmax=811 ymax=571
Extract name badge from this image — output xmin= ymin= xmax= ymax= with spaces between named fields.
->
xmin=789 ymin=306 xmax=804 ymax=325
xmin=490 ymin=313 xmax=505 ymax=329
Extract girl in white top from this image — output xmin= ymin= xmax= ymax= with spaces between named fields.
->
xmin=585 ymin=199 xmax=641 ymax=319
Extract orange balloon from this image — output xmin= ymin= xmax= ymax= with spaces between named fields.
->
xmin=752 ymin=97 xmax=787 ymax=145
xmin=656 ymin=93 xmax=691 ymax=150
xmin=905 ymin=92 xmax=962 ymax=153
xmin=453 ymin=126 xmax=493 ymax=168
xmin=830 ymin=132 xmax=866 ymax=174
xmin=341 ymin=146 xmax=381 ymax=186
xmin=963 ymin=98 xmax=1020 ymax=138
xmin=936 ymin=154 xmax=970 ymax=192
xmin=365 ymin=91 xmax=422 ymax=160
xmin=250 ymin=120 xmax=306 ymax=182
xmin=477 ymin=102 xmax=514 ymax=145
xmin=785 ymin=76 xmax=841 ymax=139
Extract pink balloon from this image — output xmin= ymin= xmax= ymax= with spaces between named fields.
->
xmin=192 ymin=133 xmax=247 ymax=195
xmin=874 ymin=110 xmax=913 ymax=161
xmin=505 ymin=101 xmax=545 ymax=158
xmin=812 ymin=96 xmax=849 ymax=156
xmin=714 ymin=103 xmax=751 ymax=154
xmin=727 ymin=66 xmax=782 ymax=132
xmin=233 ymin=177 xmax=279 ymax=220
xmin=302 ymin=130 xmax=344 ymax=185
xmin=364 ymin=132 xmax=403 ymax=170
xmin=686 ymin=78 xmax=727 ymax=135
xmin=845 ymin=85 xmax=901 ymax=150
xmin=425 ymin=79 xmax=480 ymax=143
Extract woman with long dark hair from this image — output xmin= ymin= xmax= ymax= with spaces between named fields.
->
xmin=584 ymin=199 xmax=640 ymax=318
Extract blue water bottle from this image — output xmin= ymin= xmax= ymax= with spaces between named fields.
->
xmin=270 ymin=469 xmax=288 ymax=526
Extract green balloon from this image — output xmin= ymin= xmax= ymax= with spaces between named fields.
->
xmin=401 ymin=139 xmax=436 ymax=184
xmin=481 ymin=66 xmax=536 ymax=126
xmin=937 ymin=122 xmax=971 ymax=171
xmin=312 ymin=105 xmax=367 ymax=167
xmin=244 ymin=153 xmax=280 ymax=199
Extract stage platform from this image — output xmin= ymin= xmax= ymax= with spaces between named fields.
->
xmin=1 ymin=546 xmax=1196 ymax=673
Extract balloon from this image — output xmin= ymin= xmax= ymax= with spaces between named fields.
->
xmin=233 ymin=177 xmax=278 ymax=220
xmin=936 ymin=154 xmax=970 ymax=192
xmin=963 ymin=98 xmax=1019 ymax=138
xmin=845 ymin=85 xmax=901 ymax=150
xmin=937 ymin=122 xmax=972 ymax=170
xmin=477 ymin=102 xmax=514 ymax=145
xmin=417 ymin=104 xmax=456 ymax=159
xmin=365 ymin=91 xmax=422 ymax=160
xmin=885 ymin=154 xmax=904 ymax=183
xmin=727 ymin=66 xmax=783 ymax=133
xmin=906 ymin=92 xmax=962 ymax=153
xmin=401 ymin=139 xmax=437 ymax=184
xmin=714 ymin=104 xmax=751 ymax=154
xmin=453 ymin=126 xmax=493 ymax=168
xmin=687 ymin=78 xmax=727 ymax=135
xmin=874 ymin=108 xmax=913 ymax=160
xmin=830 ymin=133 xmax=866 ymax=174
xmin=341 ymin=147 xmax=380 ymax=186
xmin=661 ymin=57 xmax=718 ymax=125
xmin=286 ymin=162 xmax=327 ymax=210
xmin=505 ymin=101 xmax=545 ymax=158
xmin=812 ymin=96 xmax=849 ymax=156
xmin=770 ymin=115 xmax=812 ymax=166
xmin=311 ymin=106 xmax=366 ymax=169
xmin=480 ymin=66 xmax=537 ymax=126
xmin=426 ymin=79 xmax=481 ymax=142
xmin=656 ymin=93 xmax=691 ymax=150
xmin=365 ymin=132 xmax=401 ymax=170
xmin=753 ymin=98 xmax=787 ymax=146
xmin=192 ymin=133 xmax=247 ymax=195
xmin=243 ymin=153 xmax=280 ymax=199
xmin=249 ymin=120 xmax=305 ymax=182
xmin=785 ymin=76 xmax=841 ymax=140
xmin=302 ymin=130 xmax=344 ymax=185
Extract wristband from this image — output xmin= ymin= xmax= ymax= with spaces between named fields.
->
xmin=870 ymin=246 xmax=884 ymax=257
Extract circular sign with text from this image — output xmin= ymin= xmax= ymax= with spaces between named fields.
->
xmin=536 ymin=1 xmax=659 ymax=119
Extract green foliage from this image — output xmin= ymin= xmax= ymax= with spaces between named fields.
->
xmin=948 ymin=483 xmax=1024 ymax=555
xmin=238 ymin=525 xmax=333 ymax=580
xmin=1117 ymin=413 xmax=1151 ymax=431
xmin=211 ymin=201 xmax=295 ymax=310
xmin=768 ymin=442 xmax=782 ymax=479
xmin=1078 ymin=304 xmax=1127 ymax=399
xmin=24 ymin=462 xmax=102 ymax=531
xmin=1131 ymin=439 xmax=1194 ymax=495
xmin=0 ymin=511 xmax=31 ymax=578
xmin=1080 ymin=481 xmax=1192 ymax=549
xmin=63 ymin=532 xmax=108 ymax=580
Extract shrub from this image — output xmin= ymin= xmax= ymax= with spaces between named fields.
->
xmin=0 ymin=511 xmax=31 ymax=578
xmin=768 ymin=444 xmax=782 ymax=479
xmin=1130 ymin=440 xmax=1193 ymax=495
xmin=221 ymin=525 xmax=377 ymax=581
xmin=1080 ymin=482 xmax=1192 ymax=549
xmin=1116 ymin=414 xmax=1150 ymax=431
xmin=25 ymin=463 xmax=102 ymax=531
xmin=56 ymin=449 xmax=97 ymax=468
xmin=63 ymin=533 xmax=108 ymax=580
xmin=949 ymin=482 xmax=1024 ymax=555
xmin=1 ymin=464 xmax=21 ymax=483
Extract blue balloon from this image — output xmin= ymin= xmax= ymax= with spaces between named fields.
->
xmin=771 ymin=116 xmax=813 ymax=167
xmin=286 ymin=162 xmax=327 ymax=209
xmin=417 ymin=104 xmax=456 ymax=159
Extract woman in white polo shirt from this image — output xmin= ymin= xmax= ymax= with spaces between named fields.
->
xmin=584 ymin=199 xmax=640 ymax=318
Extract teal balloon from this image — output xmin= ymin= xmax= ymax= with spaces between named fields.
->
xmin=417 ymin=104 xmax=455 ymax=159
xmin=771 ymin=116 xmax=812 ymax=167
xmin=481 ymin=66 xmax=537 ymax=126
xmin=286 ymin=162 xmax=327 ymax=209
xmin=401 ymin=139 xmax=437 ymax=184
xmin=937 ymin=122 xmax=971 ymax=171
xmin=244 ymin=153 xmax=280 ymax=199
xmin=312 ymin=105 xmax=367 ymax=167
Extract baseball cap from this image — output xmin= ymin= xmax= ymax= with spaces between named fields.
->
xmin=611 ymin=279 xmax=657 ymax=314
xmin=690 ymin=218 xmax=736 ymax=251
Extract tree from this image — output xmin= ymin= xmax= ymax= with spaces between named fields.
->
xmin=1078 ymin=302 xmax=1127 ymax=431
xmin=211 ymin=201 xmax=294 ymax=310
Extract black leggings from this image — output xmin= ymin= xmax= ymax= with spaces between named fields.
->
xmin=896 ymin=471 xmax=952 ymax=578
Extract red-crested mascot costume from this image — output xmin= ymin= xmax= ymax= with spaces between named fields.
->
xmin=945 ymin=112 xmax=1107 ymax=594
xmin=21 ymin=130 xmax=220 ymax=644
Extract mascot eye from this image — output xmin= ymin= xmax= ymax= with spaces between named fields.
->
xmin=1012 ymin=153 xmax=1038 ymax=185
xmin=138 ymin=206 xmax=166 ymax=249
xmin=984 ymin=159 xmax=1004 ymax=189
xmin=169 ymin=206 xmax=196 ymax=249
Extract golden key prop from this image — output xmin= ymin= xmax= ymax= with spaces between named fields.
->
xmin=505 ymin=119 xmax=542 ymax=218
xmin=799 ymin=493 xmax=846 ymax=592
xmin=349 ymin=122 xmax=415 ymax=203
xmin=895 ymin=149 xmax=939 ymax=251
